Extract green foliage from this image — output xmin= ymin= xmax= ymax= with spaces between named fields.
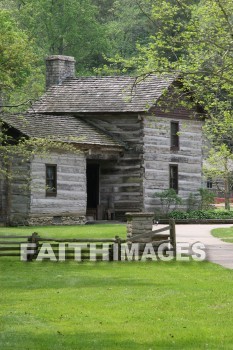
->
xmin=187 ymin=189 xmax=215 ymax=211
xmin=0 ymin=9 xmax=36 ymax=93
xmin=0 ymin=9 xmax=45 ymax=110
xmin=198 ymin=188 xmax=215 ymax=210
xmin=5 ymin=68 xmax=45 ymax=113
xmin=143 ymin=0 xmax=233 ymax=122
xmin=204 ymin=145 xmax=233 ymax=182
xmin=0 ymin=121 xmax=81 ymax=180
xmin=169 ymin=209 xmax=233 ymax=220
xmin=187 ymin=192 xmax=200 ymax=211
xmin=154 ymin=188 xmax=182 ymax=215
xmin=204 ymin=144 xmax=233 ymax=210
xmin=5 ymin=0 xmax=109 ymax=74
xmin=105 ymin=0 xmax=155 ymax=58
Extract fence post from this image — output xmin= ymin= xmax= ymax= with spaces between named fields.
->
xmin=114 ymin=236 xmax=122 ymax=261
xmin=169 ymin=219 xmax=176 ymax=258
xmin=27 ymin=232 xmax=39 ymax=261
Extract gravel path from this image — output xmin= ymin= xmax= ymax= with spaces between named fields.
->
xmin=153 ymin=224 xmax=233 ymax=269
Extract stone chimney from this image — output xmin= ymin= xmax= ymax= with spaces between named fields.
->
xmin=45 ymin=55 xmax=76 ymax=89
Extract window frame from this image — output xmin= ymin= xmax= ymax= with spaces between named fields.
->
xmin=45 ymin=164 xmax=57 ymax=197
xmin=169 ymin=164 xmax=179 ymax=193
xmin=170 ymin=121 xmax=179 ymax=151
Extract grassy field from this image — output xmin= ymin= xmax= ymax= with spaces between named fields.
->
xmin=212 ymin=226 xmax=233 ymax=243
xmin=0 ymin=223 xmax=126 ymax=239
xmin=0 ymin=225 xmax=233 ymax=350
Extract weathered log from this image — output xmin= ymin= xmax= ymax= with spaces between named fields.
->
xmin=0 ymin=241 xmax=28 ymax=244
xmin=37 ymin=238 xmax=120 ymax=243
xmin=0 ymin=253 xmax=21 ymax=257
xmin=0 ymin=247 xmax=21 ymax=251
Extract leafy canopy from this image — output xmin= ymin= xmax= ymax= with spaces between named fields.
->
xmin=0 ymin=9 xmax=35 ymax=92
xmin=103 ymin=0 xmax=233 ymax=129
xmin=6 ymin=0 xmax=109 ymax=74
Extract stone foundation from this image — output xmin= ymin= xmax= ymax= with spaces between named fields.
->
xmin=8 ymin=215 xmax=86 ymax=226
xmin=27 ymin=215 xmax=86 ymax=226
xmin=126 ymin=212 xmax=154 ymax=238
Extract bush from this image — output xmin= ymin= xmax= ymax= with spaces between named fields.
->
xmin=154 ymin=189 xmax=182 ymax=216
xmin=168 ymin=210 xmax=233 ymax=220
xmin=198 ymin=188 xmax=215 ymax=210
xmin=187 ymin=192 xmax=200 ymax=211
xmin=186 ymin=189 xmax=215 ymax=211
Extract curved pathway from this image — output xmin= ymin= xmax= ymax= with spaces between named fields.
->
xmin=175 ymin=224 xmax=233 ymax=269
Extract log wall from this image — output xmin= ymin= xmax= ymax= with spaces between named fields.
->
xmin=9 ymin=158 xmax=31 ymax=225
xmin=28 ymin=151 xmax=86 ymax=225
xmin=142 ymin=113 xmax=203 ymax=211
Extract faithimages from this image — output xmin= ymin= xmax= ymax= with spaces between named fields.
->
xmin=20 ymin=242 xmax=206 ymax=262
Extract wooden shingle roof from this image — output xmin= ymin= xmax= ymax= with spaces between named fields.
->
xmin=32 ymin=75 xmax=175 ymax=114
xmin=1 ymin=114 xmax=124 ymax=149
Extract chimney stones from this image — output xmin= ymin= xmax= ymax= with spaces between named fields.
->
xmin=45 ymin=55 xmax=76 ymax=89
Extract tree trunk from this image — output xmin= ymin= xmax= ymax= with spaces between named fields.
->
xmin=224 ymin=177 xmax=230 ymax=210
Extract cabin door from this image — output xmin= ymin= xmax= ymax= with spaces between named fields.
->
xmin=86 ymin=163 xmax=99 ymax=218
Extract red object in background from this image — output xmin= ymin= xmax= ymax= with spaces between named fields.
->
xmin=215 ymin=197 xmax=233 ymax=204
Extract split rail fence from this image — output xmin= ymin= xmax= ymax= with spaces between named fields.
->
xmin=0 ymin=219 xmax=176 ymax=261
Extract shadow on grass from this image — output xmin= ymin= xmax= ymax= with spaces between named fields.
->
xmin=1 ymin=329 xmax=230 ymax=350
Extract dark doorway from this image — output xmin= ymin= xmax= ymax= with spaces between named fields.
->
xmin=86 ymin=163 xmax=99 ymax=209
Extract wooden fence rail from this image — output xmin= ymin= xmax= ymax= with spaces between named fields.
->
xmin=0 ymin=234 xmax=30 ymax=257
xmin=0 ymin=233 xmax=123 ymax=261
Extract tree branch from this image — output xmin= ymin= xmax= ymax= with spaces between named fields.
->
xmin=0 ymin=99 xmax=34 ymax=110
xmin=215 ymin=0 xmax=233 ymax=39
xmin=135 ymin=0 xmax=157 ymax=26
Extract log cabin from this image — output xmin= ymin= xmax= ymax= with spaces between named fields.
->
xmin=0 ymin=55 xmax=204 ymax=225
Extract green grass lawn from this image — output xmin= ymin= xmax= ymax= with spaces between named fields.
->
xmin=0 ymin=223 xmax=126 ymax=239
xmin=212 ymin=226 xmax=233 ymax=243
xmin=0 ymin=225 xmax=233 ymax=350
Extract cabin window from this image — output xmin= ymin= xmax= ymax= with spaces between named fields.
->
xmin=169 ymin=164 xmax=178 ymax=193
xmin=170 ymin=121 xmax=179 ymax=150
xmin=46 ymin=164 xmax=57 ymax=197
xmin=207 ymin=178 xmax=213 ymax=189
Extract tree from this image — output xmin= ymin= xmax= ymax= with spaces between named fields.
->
xmin=204 ymin=145 xmax=233 ymax=210
xmin=104 ymin=0 xmax=155 ymax=58
xmin=0 ymin=9 xmax=36 ymax=96
xmin=0 ymin=9 xmax=79 ymax=224
xmin=105 ymin=0 xmax=232 ymax=122
xmin=3 ymin=0 xmax=109 ymax=74
xmin=0 ymin=9 xmax=45 ymax=111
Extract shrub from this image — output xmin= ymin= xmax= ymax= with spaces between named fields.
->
xmin=198 ymin=188 xmax=215 ymax=210
xmin=168 ymin=210 xmax=233 ymax=220
xmin=186 ymin=189 xmax=215 ymax=211
xmin=154 ymin=189 xmax=182 ymax=216
xmin=187 ymin=192 xmax=200 ymax=211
